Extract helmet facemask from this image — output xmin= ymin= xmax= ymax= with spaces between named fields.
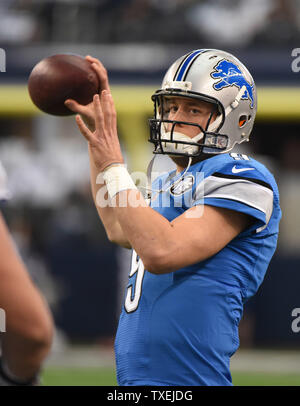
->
xmin=149 ymin=91 xmax=229 ymax=158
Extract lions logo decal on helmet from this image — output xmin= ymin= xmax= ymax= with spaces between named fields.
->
xmin=211 ymin=60 xmax=255 ymax=109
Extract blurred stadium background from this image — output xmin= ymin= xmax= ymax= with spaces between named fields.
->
xmin=0 ymin=0 xmax=300 ymax=385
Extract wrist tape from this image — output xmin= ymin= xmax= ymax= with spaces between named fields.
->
xmin=102 ymin=164 xmax=137 ymax=199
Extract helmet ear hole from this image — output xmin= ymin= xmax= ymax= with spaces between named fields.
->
xmin=239 ymin=115 xmax=247 ymax=128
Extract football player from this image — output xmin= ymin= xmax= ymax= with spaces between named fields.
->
xmin=70 ymin=50 xmax=281 ymax=385
xmin=0 ymin=162 xmax=53 ymax=385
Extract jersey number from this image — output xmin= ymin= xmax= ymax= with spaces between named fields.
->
xmin=125 ymin=250 xmax=145 ymax=313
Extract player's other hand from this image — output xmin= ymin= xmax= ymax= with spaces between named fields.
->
xmin=64 ymin=56 xmax=110 ymax=132
xmin=75 ymin=91 xmax=124 ymax=172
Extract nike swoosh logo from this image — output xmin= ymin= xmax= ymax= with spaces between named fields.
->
xmin=232 ymin=165 xmax=255 ymax=174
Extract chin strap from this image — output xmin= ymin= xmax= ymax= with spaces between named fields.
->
xmin=207 ymin=85 xmax=247 ymax=134
xmin=139 ymin=156 xmax=193 ymax=202
xmin=160 ymin=127 xmax=203 ymax=156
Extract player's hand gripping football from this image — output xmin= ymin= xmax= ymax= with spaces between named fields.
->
xmin=75 ymin=91 xmax=124 ymax=172
xmin=64 ymin=55 xmax=109 ymax=131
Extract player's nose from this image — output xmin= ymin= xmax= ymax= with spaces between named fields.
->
xmin=171 ymin=107 xmax=188 ymax=125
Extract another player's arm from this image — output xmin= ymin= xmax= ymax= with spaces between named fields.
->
xmin=0 ymin=213 xmax=53 ymax=383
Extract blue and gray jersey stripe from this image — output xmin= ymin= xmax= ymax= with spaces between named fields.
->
xmin=193 ymin=174 xmax=274 ymax=227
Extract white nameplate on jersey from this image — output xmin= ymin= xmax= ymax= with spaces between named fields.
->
xmin=163 ymin=80 xmax=192 ymax=91
xmin=232 ymin=165 xmax=255 ymax=174
xmin=170 ymin=174 xmax=194 ymax=196
xmin=230 ymin=153 xmax=250 ymax=160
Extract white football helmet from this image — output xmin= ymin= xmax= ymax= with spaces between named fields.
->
xmin=149 ymin=49 xmax=257 ymax=157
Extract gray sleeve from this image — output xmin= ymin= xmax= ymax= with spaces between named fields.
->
xmin=193 ymin=174 xmax=274 ymax=226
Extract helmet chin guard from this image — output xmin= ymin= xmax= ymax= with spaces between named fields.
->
xmin=160 ymin=130 xmax=204 ymax=156
xmin=148 ymin=49 xmax=257 ymax=158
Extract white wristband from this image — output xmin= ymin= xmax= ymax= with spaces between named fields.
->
xmin=102 ymin=165 xmax=137 ymax=199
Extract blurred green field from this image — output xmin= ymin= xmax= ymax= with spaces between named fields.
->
xmin=43 ymin=367 xmax=117 ymax=386
xmin=42 ymin=367 xmax=300 ymax=386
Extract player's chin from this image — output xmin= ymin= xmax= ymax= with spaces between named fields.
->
xmin=169 ymin=155 xmax=190 ymax=165
xmin=169 ymin=154 xmax=210 ymax=166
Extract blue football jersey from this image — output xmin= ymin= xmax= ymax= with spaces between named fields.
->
xmin=114 ymin=153 xmax=281 ymax=386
